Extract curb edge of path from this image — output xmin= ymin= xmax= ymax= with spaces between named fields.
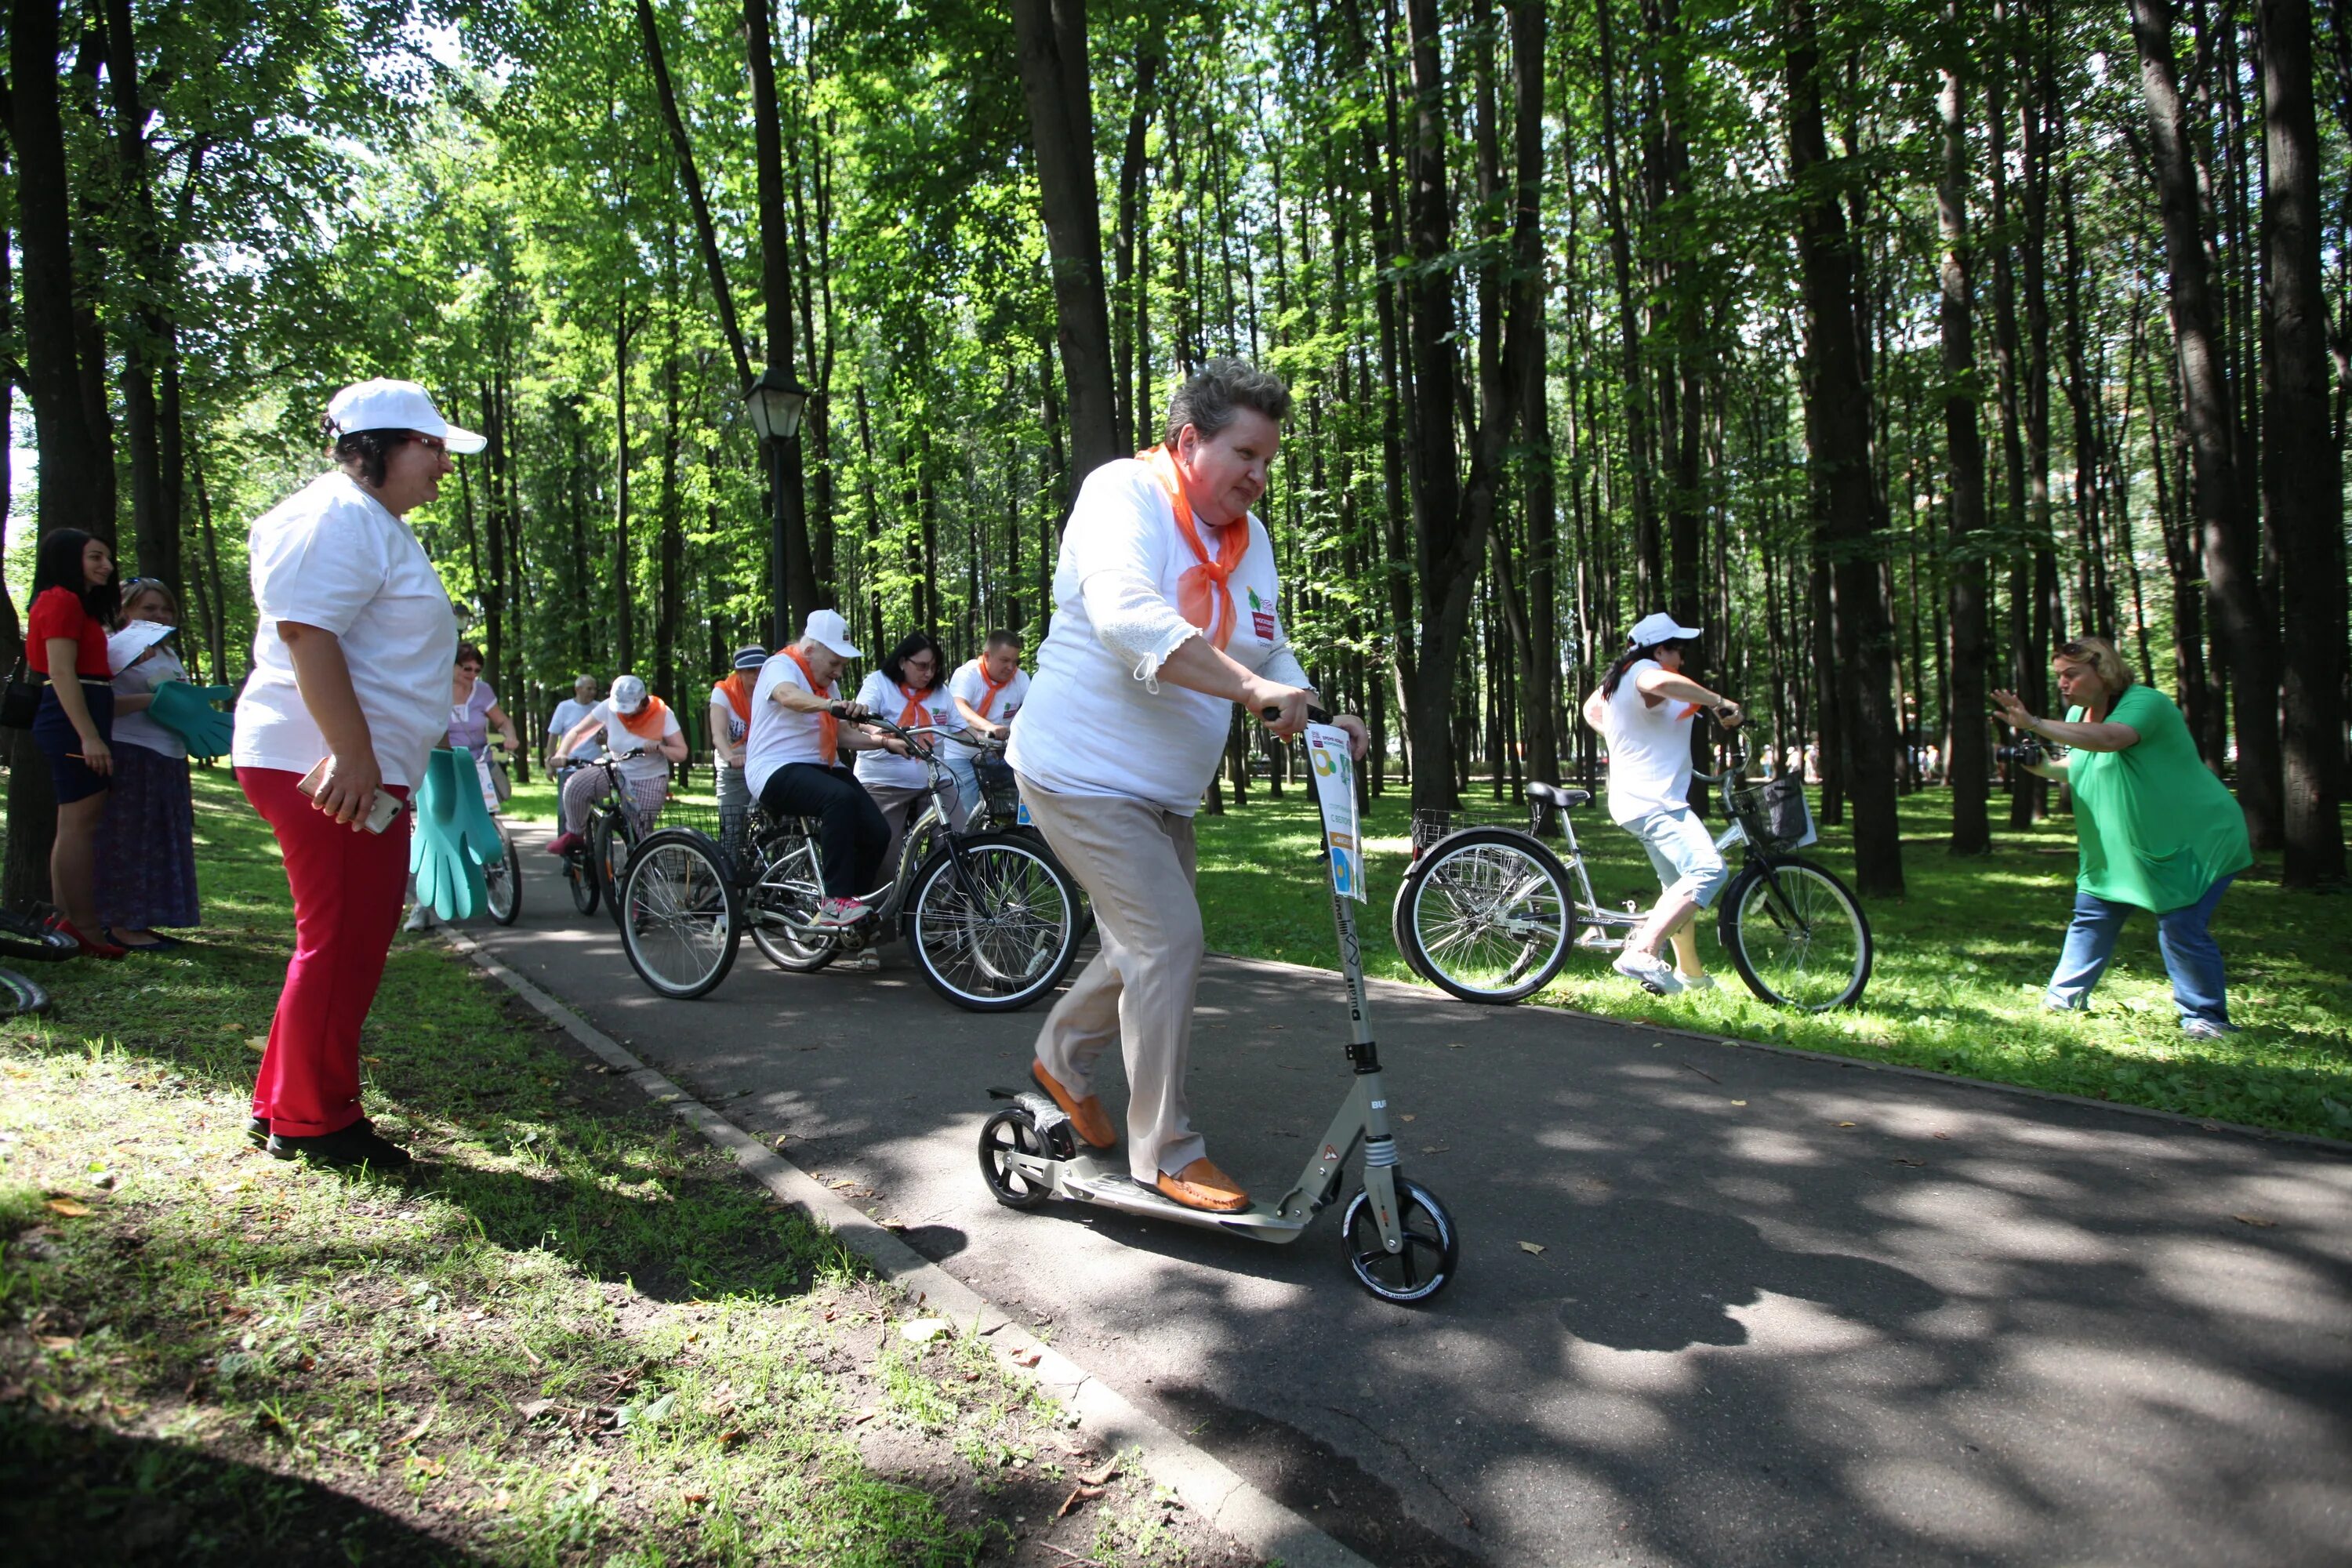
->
xmin=438 ymin=928 xmax=1375 ymax=1568
xmin=1221 ymin=950 xmax=2352 ymax=1156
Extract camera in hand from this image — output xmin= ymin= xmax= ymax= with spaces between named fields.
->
xmin=1994 ymin=740 xmax=2045 ymax=768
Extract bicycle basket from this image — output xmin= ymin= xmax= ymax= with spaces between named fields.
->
xmin=973 ymin=753 xmax=1022 ymax=823
xmin=1410 ymin=799 xmax=1549 ymax=850
xmin=1733 ymin=774 xmax=1816 ymax=852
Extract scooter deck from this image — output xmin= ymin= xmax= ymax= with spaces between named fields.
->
xmin=1054 ymin=1155 xmax=1312 ymax=1240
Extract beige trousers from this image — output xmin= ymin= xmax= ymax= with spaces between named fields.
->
xmin=1015 ymin=775 xmax=1207 ymax=1184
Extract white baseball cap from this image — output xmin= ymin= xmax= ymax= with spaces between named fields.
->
xmin=325 ymin=379 xmax=486 ymax=454
xmin=1628 ymin=612 xmax=1703 ymax=648
xmin=800 ymin=608 xmax=862 ymax=659
xmin=608 ymin=673 xmax=649 ymax=713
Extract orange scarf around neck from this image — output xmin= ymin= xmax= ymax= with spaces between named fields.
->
xmin=1140 ymin=444 xmax=1249 ymax=652
xmin=783 ymin=644 xmax=838 ymax=765
xmin=616 ymin=694 xmax=672 ymax=740
xmin=968 ymin=660 xmax=1015 ymax=720
xmin=716 ymin=671 xmax=756 ymax=724
xmin=895 ymin=681 xmax=935 ymax=728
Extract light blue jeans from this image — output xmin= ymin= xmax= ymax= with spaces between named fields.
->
xmin=2045 ymin=874 xmax=2234 ymax=1029
xmin=1622 ymin=805 xmax=1730 ymax=909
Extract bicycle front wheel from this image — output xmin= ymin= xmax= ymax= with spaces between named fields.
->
xmin=1396 ymin=828 xmax=1576 ymax=1004
xmin=597 ymin=817 xmax=635 ymax=929
xmin=906 ymin=833 xmax=1084 ymax=1012
xmin=485 ymin=829 xmax=523 ymax=926
xmin=618 ymin=829 xmax=742 ymax=1000
xmin=1718 ymin=855 xmax=1872 ymax=1011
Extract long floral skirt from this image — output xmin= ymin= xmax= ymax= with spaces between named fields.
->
xmin=96 ymin=742 xmax=201 ymax=931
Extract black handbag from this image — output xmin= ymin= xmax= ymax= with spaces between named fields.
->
xmin=1 ymin=656 xmax=39 ymax=731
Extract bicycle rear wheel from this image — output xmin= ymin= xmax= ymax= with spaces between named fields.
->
xmin=618 ymin=829 xmax=742 ymax=1000
xmin=746 ymin=830 xmax=838 ymax=973
xmin=1718 ymin=855 xmax=1871 ymax=1011
xmin=0 ymin=966 xmax=51 ymax=1016
xmin=906 ymin=833 xmax=1084 ymax=1011
xmin=485 ymin=829 xmax=523 ymax=926
xmin=1396 ymin=828 xmax=1576 ymax=1004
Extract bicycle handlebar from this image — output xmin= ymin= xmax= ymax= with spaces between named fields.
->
xmin=1260 ymin=703 xmax=1333 ymax=725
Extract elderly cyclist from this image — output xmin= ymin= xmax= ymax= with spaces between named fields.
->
xmin=544 ymin=673 xmax=686 ymax=858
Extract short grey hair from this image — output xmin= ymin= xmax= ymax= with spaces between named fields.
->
xmin=1162 ymin=358 xmax=1292 ymax=447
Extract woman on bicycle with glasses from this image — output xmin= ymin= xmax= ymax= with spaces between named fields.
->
xmin=853 ymin=631 xmax=960 ymax=853
xmin=1581 ymin=612 xmax=1744 ymax=996
xmin=543 ymin=674 xmax=685 ymax=858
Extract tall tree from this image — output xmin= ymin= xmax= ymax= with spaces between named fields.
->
xmin=1939 ymin=2 xmax=1993 ymax=855
xmin=746 ymin=0 xmax=818 ymax=637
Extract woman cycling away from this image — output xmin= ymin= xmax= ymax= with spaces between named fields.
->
xmin=543 ymin=673 xmax=686 ymax=857
xmin=1581 ymin=612 xmax=1744 ymax=995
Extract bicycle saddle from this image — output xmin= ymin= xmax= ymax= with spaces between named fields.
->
xmin=1526 ymin=782 xmax=1591 ymax=811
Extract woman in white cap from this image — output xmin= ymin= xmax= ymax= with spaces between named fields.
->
xmin=230 ymin=378 xmax=479 ymax=1169
xmin=1581 ymin=613 xmax=1744 ymax=995
xmin=742 ymin=608 xmax=905 ymax=927
xmin=544 ymin=673 xmax=688 ymax=858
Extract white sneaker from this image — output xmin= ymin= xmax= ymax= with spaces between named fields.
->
xmin=813 ymin=897 xmax=869 ymax=929
xmin=1679 ymin=972 xmax=1717 ymax=993
xmin=837 ymin=949 xmax=880 ymax=973
xmin=403 ymin=906 xmax=433 ymax=932
xmin=1612 ymin=949 xmax=1684 ymax=994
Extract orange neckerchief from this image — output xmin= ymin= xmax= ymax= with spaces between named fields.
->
xmin=967 ymin=659 xmax=1015 ymax=720
xmin=616 ymin=694 xmax=672 ymax=739
xmin=895 ymin=681 xmax=938 ymax=728
xmin=715 ymin=671 xmax=756 ymax=724
xmin=782 ymin=644 xmax=838 ymax=765
xmin=1140 ymin=444 xmax=1248 ymax=652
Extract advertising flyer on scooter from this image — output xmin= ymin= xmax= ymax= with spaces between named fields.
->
xmin=1305 ymin=721 xmax=1366 ymax=902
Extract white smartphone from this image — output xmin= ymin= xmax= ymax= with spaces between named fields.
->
xmin=296 ymin=757 xmax=404 ymax=834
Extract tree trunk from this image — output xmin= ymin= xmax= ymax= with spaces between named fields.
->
xmin=1940 ymin=13 xmax=1993 ymax=855
xmin=1786 ymin=0 xmax=1904 ymax=896
xmin=1009 ymin=0 xmax=1120 ymax=477
xmin=2261 ymin=0 xmax=2347 ymax=884
xmin=636 ymin=0 xmax=753 ymax=390
xmin=2131 ymin=0 xmax=2281 ymax=848
xmin=746 ymin=0 xmax=817 ymax=639
xmin=10 ymin=0 xmax=105 ymax=537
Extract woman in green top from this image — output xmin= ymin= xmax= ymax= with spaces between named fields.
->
xmin=1993 ymin=637 xmax=2252 ymax=1040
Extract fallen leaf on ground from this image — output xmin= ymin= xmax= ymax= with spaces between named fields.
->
xmin=43 ymin=1199 xmax=89 ymax=1218
xmin=1078 ymin=1461 xmax=1120 ymax=1486
xmin=410 ymin=1456 xmax=445 ymax=1479
xmin=245 ymin=1036 xmax=267 ymax=1053
xmin=1399 ymin=1114 xmax=1417 ymax=1123
xmin=1011 ymin=1347 xmax=1041 ymax=1368
xmin=1421 ymin=1144 xmax=1450 ymax=1154
xmin=1730 ymin=1100 xmax=1748 ymax=1107
xmin=34 ymin=1335 xmax=76 ymax=1352
xmin=394 ymin=1413 xmax=433 ymax=1446
xmin=1057 ymin=1483 xmax=1106 ymax=1517
xmin=1835 ymin=1121 xmax=1857 ymax=1128
xmin=517 ymin=1399 xmax=555 ymax=1421
xmin=2232 ymin=1214 xmax=2277 ymax=1229
xmin=1518 ymin=1241 xmax=1546 ymax=1256
xmin=1931 ymin=1131 xmax=1951 ymax=1140
xmin=1892 ymin=1158 xmax=1926 ymax=1167
xmin=718 ymin=1428 xmax=746 ymax=1446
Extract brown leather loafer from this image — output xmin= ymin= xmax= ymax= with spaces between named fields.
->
xmin=1154 ymin=1157 xmax=1249 ymax=1214
xmin=1031 ymin=1061 xmax=1116 ymax=1150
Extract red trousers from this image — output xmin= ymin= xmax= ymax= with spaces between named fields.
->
xmin=240 ymin=767 xmax=412 ymax=1137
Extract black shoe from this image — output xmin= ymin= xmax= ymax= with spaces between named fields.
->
xmin=266 ymin=1117 xmax=412 ymax=1171
xmin=246 ymin=1116 xmax=269 ymax=1147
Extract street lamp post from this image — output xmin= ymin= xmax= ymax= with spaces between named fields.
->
xmin=743 ymin=365 xmax=810 ymax=648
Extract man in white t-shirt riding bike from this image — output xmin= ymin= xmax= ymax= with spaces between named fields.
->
xmin=938 ymin=628 xmax=1029 ymax=820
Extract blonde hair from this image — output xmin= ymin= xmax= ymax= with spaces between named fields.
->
xmin=2053 ymin=635 xmax=2132 ymax=694
xmin=117 ymin=579 xmax=180 ymax=628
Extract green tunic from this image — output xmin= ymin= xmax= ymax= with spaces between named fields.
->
xmin=2067 ymin=684 xmax=2251 ymax=913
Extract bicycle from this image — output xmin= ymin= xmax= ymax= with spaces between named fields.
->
xmin=615 ymin=711 xmax=1087 ymax=1011
xmin=458 ymin=738 xmax=524 ymax=927
xmin=552 ymin=749 xmax=661 ymax=924
xmin=1392 ymin=728 xmax=1873 ymax=1011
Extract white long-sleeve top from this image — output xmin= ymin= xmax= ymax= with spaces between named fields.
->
xmin=1008 ymin=459 xmax=1310 ymax=815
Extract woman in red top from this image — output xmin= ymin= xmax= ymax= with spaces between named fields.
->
xmin=26 ymin=529 xmax=125 ymax=957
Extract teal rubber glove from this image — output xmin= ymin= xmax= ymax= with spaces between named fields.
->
xmin=147 ymin=681 xmax=235 ymax=759
xmin=410 ymin=749 xmax=488 ymax=920
xmin=452 ymin=748 xmax=504 ymax=866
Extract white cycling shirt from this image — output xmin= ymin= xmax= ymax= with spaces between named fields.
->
xmin=1007 ymin=458 xmax=1308 ymax=815
xmin=582 ymin=700 xmax=679 ymax=789
xmin=744 ymin=652 xmax=837 ymax=797
xmin=851 ymin=670 xmax=954 ymax=792
xmin=939 ymin=659 xmax=1029 ymax=762
xmin=1601 ymin=659 xmax=1700 ymax=825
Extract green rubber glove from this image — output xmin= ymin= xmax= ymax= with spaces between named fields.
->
xmin=410 ymin=749 xmax=488 ymax=920
xmin=147 ymin=681 xmax=236 ymax=759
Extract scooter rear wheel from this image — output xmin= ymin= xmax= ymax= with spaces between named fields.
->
xmin=978 ymin=1107 xmax=1056 ymax=1209
xmin=1341 ymin=1177 xmax=1460 ymax=1305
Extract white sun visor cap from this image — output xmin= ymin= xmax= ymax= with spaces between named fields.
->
xmin=801 ymin=608 xmax=862 ymax=660
xmin=326 ymin=378 xmax=486 ymax=455
xmin=1628 ymin=612 xmax=1704 ymax=648
xmin=608 ymin=674 xmax=650 ymax=713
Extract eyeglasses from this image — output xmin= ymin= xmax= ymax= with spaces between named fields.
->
xmin=413 ymin=436 xmax=449 ymax=457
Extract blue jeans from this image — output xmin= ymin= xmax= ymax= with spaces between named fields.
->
xmin=2045 ymin=875 xmax=2234 ymax=1029
xmin=1621 ymin=805 xmax=1730 ymax=909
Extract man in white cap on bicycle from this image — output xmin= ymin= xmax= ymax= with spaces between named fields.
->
xmin=743 ymin=608 xmax=907 ymax=927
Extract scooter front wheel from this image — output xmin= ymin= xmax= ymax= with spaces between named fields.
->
xmin=1341 ymin=1177 xmax=1461 ymax=1305
xmin=978 ymin=1107 xmax=1057 ymax=1209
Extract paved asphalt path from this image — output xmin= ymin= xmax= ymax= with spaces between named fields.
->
xmin=461 ymin=838 xmax=2352 ymax=1567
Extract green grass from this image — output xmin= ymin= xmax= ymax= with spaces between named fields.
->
xmin=0 ymin=768 xmax=1240 ymax=1566
xmin=1190 ymin=776 xmax=2352 ymax=1142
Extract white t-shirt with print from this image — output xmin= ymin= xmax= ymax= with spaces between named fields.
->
xmin=851 ymin=670 xmax=955 ymax=792
xmin=941 ymin=659 xmax=1030 ymax=762
xmin=548 ymin=697 xmax=605 ymax=760
xmin=584 ymin=700 xmax=680 ymax=789
xmin=1601 ymin=659 xmax=1699 ymax=825
xmin=232 ymin=470 xmax=459 ymax=788
xmin=1007 ymin=459 xmax=1308 ymax=815
xmin=745 ymin=654 xmax=840 ymax=797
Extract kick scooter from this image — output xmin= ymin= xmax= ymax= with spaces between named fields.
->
xmin=976 ymin=710 xmax=1461 ymax=1305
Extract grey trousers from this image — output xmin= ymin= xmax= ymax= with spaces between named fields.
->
xmin=1015 ymin=775 xmax=1206 ymax=1184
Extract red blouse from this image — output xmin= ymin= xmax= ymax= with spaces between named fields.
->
xmin=27 ymin=586 xmax=109 ymax=678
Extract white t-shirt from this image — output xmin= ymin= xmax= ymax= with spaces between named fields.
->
xmin=851 ymin=670 xmax=954 ymax=791
xmin=745 ymin=652 xmax=840 ymax=797
xmin=1601 ymin=659 xmax=1698 ymax=825
xmin=1007 ymin=459 xmax=1308 ymax=815
xmin=231 ymin=470 xmax=458 ymax=788
xmin=547 ymin=697 xmax=604 ymax=760
xmin=582 ymin=699 xmax=680 ymax=788
xmin=941 ymin=659 xmax=1030 ymax=761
